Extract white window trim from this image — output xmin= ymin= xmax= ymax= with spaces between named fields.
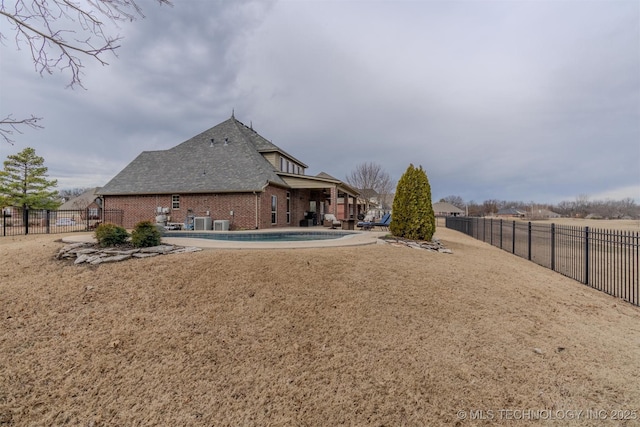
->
xmin=286 ymin=192 xmax=291 ymax=224
xmin=271 ymin=195 xmax=277 ymax=224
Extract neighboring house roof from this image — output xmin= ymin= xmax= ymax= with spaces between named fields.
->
xmin=59 ymin=187 xmax=101 ymax=210
xmin=316 ymin=171 xmax=340 ymax=181
xmin=99 ymin=117 xmax=294 ymax=195
xmin=315 ymin=172 xmax=359 ymax=195
xmin=432 ymin=202 xmax=464 ymax=215
xmin=533 ymin=208 xmax=561 ymax=218
xmin=497 ymin=207 xmax=526 ymax=216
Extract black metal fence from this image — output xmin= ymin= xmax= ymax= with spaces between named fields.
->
xmin=1 ymin=208 xmax=124 ymax=236
xmin=446 ymin=217 xmax=640 ymax=306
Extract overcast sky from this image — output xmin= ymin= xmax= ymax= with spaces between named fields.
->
xmin=1 ymin=0 xmax=639 ymax=204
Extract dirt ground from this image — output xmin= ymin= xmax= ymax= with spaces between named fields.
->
xmin=1 ymin=226 xmax=640 ymax=426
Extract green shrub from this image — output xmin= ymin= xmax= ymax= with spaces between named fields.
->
xmin=130 ymin=220 xmax=162 ymax=248
xmin=390 ymin=163 xmax=436 ymax=241
xmin=94 ymin=223 xmax=129 ymax=247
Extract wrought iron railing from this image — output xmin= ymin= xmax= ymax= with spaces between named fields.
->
xmin=446 ymin=217 xmax=639 ymax=306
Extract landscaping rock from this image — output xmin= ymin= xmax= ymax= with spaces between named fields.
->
xmin=378 ymin=236 xmax=453 ymax=253
xmin=55 ymin=241 xmax=201 ymax=265
xmin=91 ymin=254 xmax=132 ymax=265
xmin=139 ymin=245 xmax=175 ymax=254
xmin=132 ymin=253 xmax=160 ymax=258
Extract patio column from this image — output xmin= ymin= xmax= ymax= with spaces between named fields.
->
xmin=345 ymin=194 xmax=351 ymax=219
xmin=330 ymin=186 xmax=338 ymax=215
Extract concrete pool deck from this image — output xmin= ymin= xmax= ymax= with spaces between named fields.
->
xmin=62 ymin=228 xmax=389 ymax=249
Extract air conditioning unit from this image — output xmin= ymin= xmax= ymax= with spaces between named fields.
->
xmin=213 ymin=220 xmax=230 ymax=231
xmin=194 ymin=217 xmax=212 ymax=230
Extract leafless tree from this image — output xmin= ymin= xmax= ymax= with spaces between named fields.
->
xmin=1 ymin=0 xmax=171 ymax=142
xmin=345 ymin=162 xmax=395 ymax=214
xmin=0 ymin=114 xmax=43 ymax=144
xmin=465 ymin=200 xmax=483 ymax=217
xmin=574 ymin=194 xmax=590 ymax=218
xmin=376 ymin=173 xmax=394 ymax=210
xmin=482 ymin=199 xmax=500 ymax=216
xmin=58 ymin=187 xmax=89 ymax=201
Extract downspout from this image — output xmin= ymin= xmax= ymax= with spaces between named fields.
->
xmin=253 ymin=191 xmax=259 ymax=229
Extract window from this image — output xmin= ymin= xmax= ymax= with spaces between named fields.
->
xmin=286 ymin=192 xmax=291 ymax=224
xmin=172 ymin=195 xmax=180 ymax=209
xmin=271 ymin=195 xmax=277 ymax=224
xmin=280 ymin=157 xmax=286 ymax=172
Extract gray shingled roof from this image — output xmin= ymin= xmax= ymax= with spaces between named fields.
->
xmin=59 ymin=187 xmax=101 ymax=210
xmin=99 ymin=117 xmax=291 ymax=195
xmin=432 ymin=202 xmax=464 ymax=214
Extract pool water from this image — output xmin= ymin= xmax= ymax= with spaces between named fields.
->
xmin=165 ymin=231 xmax=357 ymax=242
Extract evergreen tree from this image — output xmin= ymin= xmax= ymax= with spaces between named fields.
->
xmin=390 ymin=164 xmax=436 ymax=241
xmin=0 ymin=147 xmax=60 ymax=209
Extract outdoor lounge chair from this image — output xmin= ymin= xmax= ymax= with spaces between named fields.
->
xmin=356 ymin=214 xmax=375 ymax=230
xmin=323 ymin=214 xmax=342 ymax=229
xmin=372 ymin=213 xmax=391 ymax=230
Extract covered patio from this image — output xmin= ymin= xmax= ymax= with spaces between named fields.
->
xmin=280 ymin=172 xmax=360 ymax=229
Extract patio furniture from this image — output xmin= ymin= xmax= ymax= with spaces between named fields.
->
xmin=373 ymin=213 xmax=391 ymax=230
xmin=323 ymin=214 xmax=341 ymax=229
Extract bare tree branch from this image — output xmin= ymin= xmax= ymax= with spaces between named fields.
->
xmin=0 ymin=0 xmax=172 ymax=143
xmin=346 ymin=162 xmax=395 ymax=213
xmin=0 ymin=115 xmax=44 ymax=145
xmin=1 ymin=0 xmax=171 ymax=88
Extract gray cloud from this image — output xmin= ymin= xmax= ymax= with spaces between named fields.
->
xmin=1 ymin=0 xmax=638 ymax=203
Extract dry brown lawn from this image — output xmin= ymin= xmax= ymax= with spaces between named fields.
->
xmin=1 ymin=227 xmax=640 ymax=426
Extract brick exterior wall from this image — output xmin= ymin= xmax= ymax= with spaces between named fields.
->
xmin=102 ymin=186 xmax=315 ymax=230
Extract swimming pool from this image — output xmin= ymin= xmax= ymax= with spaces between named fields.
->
xmin=165 ymin=230 xmax=358 ymax=242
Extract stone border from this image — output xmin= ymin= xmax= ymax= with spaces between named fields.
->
xmin=377 ymin=236 xmax=453 ymax=253
xmin=55 ymin=242 xmax=202 ymax=265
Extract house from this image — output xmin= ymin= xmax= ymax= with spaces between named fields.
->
xmin=98 ymin=115 xmax=359 ymax=230
xmin=432 ymin=201 xmax=465 ymax=217
xmin=496 ymin=207 xmax=526 ymax=218
xmin=58 ymin=187 xmax=102 ymax=217
xmin=530 ymin=208 xmax=561 ymax=220
xmin=352 ymin=188 xmax=392 ymax=220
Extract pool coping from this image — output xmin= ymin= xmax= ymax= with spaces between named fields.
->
xmin=62 ymin=228 xmax=389 ymax=249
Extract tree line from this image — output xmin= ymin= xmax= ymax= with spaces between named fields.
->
xmin=440 ymin=195 xmax=639 ymax=219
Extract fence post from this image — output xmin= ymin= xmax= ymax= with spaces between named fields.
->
xmin=490 ymin=218 xmax=493 ymax=246
xmin=500 ymin=219 xmax=503 ymax=249
xmin=24 ymin=208 xmax=29 ymax=235
xmin=512 ymin=221 xmax=516 ymax=254
xmin=551 ymin=223 xmax=555 ymax=272
xmin=584 ymin=226 xmax=589 ymax=285
xmin=46 ymin=210 xmax=50 ymax=234
xmin=528 ymin=221 xmax=532 ymax=261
